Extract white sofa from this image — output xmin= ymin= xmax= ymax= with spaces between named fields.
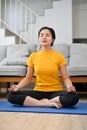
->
xmin=0 ymin=43 xmax=87 ymax=84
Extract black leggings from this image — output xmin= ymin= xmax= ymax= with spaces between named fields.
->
xmin=7 ymin=90 xmax=79 ymax=107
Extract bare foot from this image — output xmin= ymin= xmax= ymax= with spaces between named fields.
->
xmin=40 ymin=98 xmax=61 ymax=108
xmin=49 ymin=97 xmax=62 ymax=108
xmin=52 ymin=101 xmax=62 ymax=108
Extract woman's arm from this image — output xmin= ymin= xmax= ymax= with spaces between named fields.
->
xmin=8 ymin=66 xmax=34 ymax=92
xmin=59 ymin=65 xmax=76 ymax=92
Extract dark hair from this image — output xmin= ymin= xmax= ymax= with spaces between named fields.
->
xmin=38 ymin=26 xmax=56 ymax=46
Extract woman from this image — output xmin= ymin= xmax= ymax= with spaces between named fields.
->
xmin=7 ymin=26 xmax=79 ymax=108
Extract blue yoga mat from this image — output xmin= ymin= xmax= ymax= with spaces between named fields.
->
xmin=0 ymin=100 xmax=87 ymax=115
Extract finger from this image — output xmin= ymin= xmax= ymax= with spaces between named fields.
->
xmin=8 ymin=88 xmax=10 ymax=92
xmin=67 ymin=88 xmax=71 ymax=92
xmin=8 ymin=86 xmax=14 ymax=92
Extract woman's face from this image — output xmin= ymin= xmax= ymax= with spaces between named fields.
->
xmin=38 ymin=29 xmax=54 ymax=47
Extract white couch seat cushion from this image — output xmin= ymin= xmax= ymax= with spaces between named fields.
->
xmin=68 ymin=44 xmax=87 ymax=76
xmin=0 ymin=66 xmax=26 ymax=76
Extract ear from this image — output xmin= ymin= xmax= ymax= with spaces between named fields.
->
xmin=52 ymin=39 xmax=55 ymax=44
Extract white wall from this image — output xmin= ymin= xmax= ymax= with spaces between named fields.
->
xmin=35 ymin=0 xmax=72 ymax=45
xmin=73 ymin=0 xmax=87 ymax=38
xmin=1 ymin=0 xmax=73 ymax=44
xmin=0 ymin=0 xmax=1 ymax=27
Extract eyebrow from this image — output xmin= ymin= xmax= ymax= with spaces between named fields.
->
xmin=40 ymin=32 xmax=51 ymax=35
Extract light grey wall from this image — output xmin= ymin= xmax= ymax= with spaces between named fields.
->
xmin=73 ymin=0 xmax=87 ymax=38
xmin=35 ymin=0 xmax=72 ymax=44
xmin=0 ymin=0 xmax=1 ymax=27
xmin=1 ymin=0 xmax=73 ymax=44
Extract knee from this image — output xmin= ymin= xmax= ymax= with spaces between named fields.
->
xmin=69 ymin=93 xmax=79 ymax=106
xmin=7 ymin=92 xmax=15 ymax=104
xmin=60 ymin=92 xmax=79 ymax=107
xmin=7 ymin=92 xmax=26 ymax=105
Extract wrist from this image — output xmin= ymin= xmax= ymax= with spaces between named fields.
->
xmin=15 ymin=85 xmax=19 ymax=90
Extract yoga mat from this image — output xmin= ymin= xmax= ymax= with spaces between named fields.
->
xmin=0 ymin=100 xmax=87 ymax=115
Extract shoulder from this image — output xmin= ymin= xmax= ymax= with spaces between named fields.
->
xmin=52 ymin=50 xmax=66 ymax=63
xmin=52 ymin=49 xmax=64 ymax=57
xmin=29 ymin=51 xmax=41 ymax=60
xmin=30 ymin=52 xmax=38 ymax=57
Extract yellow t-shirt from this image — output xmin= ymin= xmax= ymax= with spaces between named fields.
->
xmin=26 ymin=50 xmax=67 ymax=92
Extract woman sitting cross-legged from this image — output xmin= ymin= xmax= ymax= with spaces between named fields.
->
xmin=7 ymin=26 xmax=79 ymax=108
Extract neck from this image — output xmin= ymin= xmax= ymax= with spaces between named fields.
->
xmin=41 ymin=46 xmax=52 ymax=50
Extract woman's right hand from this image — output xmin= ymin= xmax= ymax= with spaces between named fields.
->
xmin=8 ymin=84 xmax=19 ymax=92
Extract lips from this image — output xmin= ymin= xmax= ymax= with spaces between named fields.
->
xmin=41 ymin=40 xmax=47 ymax=43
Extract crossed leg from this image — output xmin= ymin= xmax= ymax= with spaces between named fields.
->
xmin=23 ymin=96 xmax=62 ymax=108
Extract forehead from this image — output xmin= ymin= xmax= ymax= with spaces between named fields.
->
xmin=40 ymin=29 xmax=51 ymax=34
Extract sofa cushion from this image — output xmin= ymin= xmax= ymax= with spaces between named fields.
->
xmin=7 ymin=44 xmax=30 ymax=57
xmin=68 ymin=66 xmax=87 ymax=76
xmin=70 ymin=43 xmax=87 ymax=55
xmin=68 ymin=44 xmax=87 ymax=76
xmin=0 ymin=45 xmax=7 ymax=62
xmin=0 ymin=66 xmax=27 ymax=76
xmin=28 ymin=44 xmax=37 ymax=53
xmin=7 ymin=44 xmax=37 ymax=57
xmin=0 ymin=54 xmax=28 ymax=66
xmin=0 ymin=44 xmax=37 ymax=66
xmin=7 ymin=57 xmax=28 ymax=65
xmin=69 ymin=54 xmax=87 ymax=65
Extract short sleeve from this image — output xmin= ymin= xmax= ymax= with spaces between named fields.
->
xmin=59 ymin=53 xmax=67 ymax=67
xmin=26 ymin=53 xmax=34 ymax=67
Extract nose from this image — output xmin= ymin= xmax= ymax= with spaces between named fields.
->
xmin=42 ymin=34 xmax=46 ymax=38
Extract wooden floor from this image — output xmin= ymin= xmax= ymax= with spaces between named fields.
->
xmin=0 ymin=112 xmax=87 ymax=130
xmin=0 ymin=95 xmax=87 ymax=130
